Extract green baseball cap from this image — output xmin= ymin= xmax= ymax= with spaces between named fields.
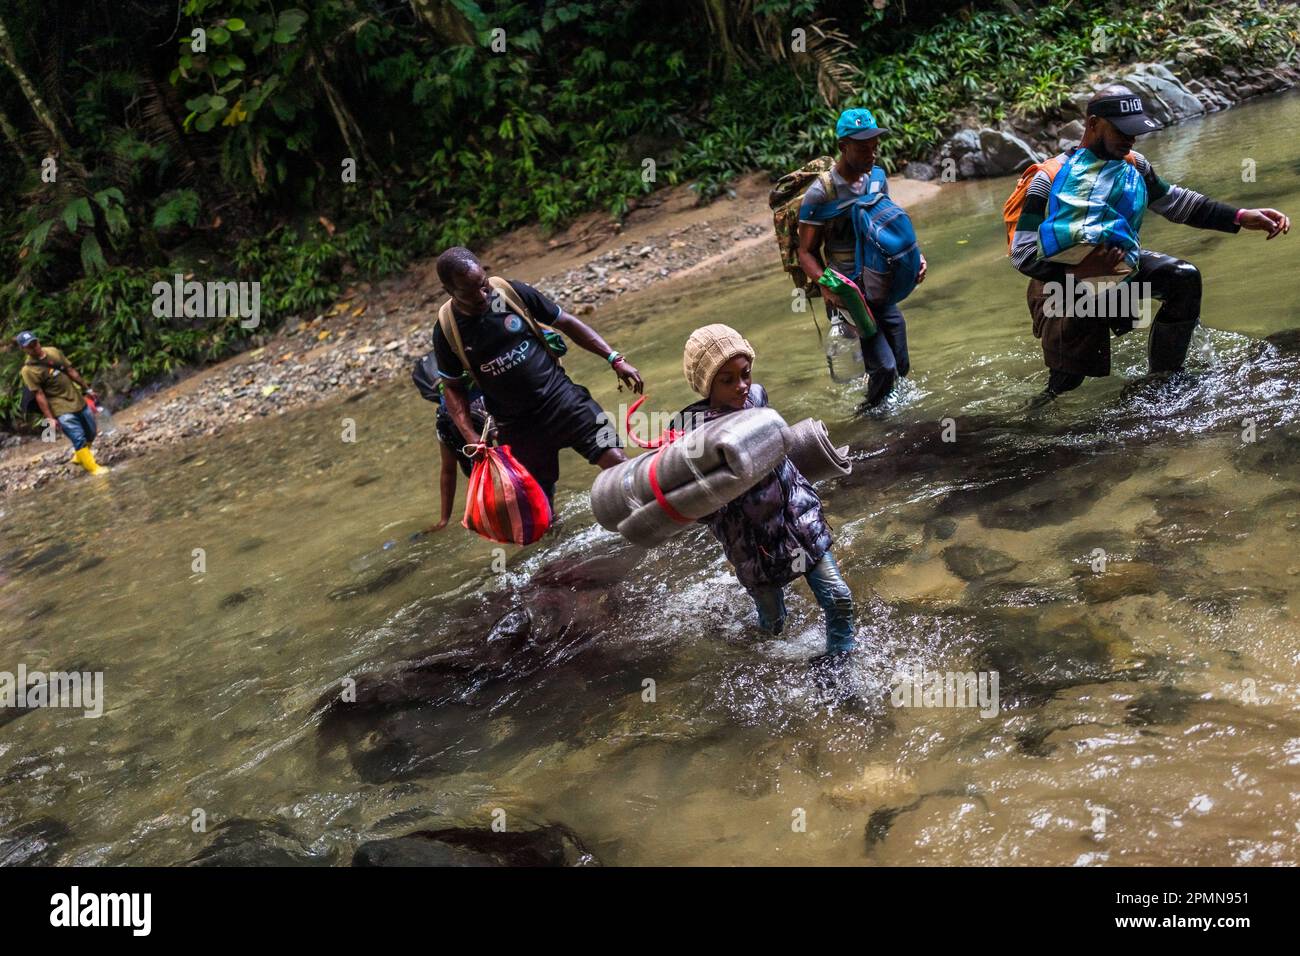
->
xmin=836 ymin=108 xmax=888 ymax=140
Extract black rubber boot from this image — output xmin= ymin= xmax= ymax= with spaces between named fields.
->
xmin=1148 ymin=318 xmax=1198 ymax=373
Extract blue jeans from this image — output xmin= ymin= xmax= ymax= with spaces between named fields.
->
xmin=750 ymin=552 xmax=856 ymax=653
xmin=57 ymin=405 xmax=97 ymax=451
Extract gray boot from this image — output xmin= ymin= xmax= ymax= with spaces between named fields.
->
xmin=1148 ymin=318 xmax=1197 ymax=373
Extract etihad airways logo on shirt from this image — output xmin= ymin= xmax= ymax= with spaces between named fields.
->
xmin=479 ymin=338 xmax=531 ymax=376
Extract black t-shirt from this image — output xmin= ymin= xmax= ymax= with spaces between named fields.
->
xmin=432 ymin=280 xmax=576 ymax=426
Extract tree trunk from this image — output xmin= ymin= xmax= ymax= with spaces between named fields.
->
xmin=0 ymin=101 xmax=27 ymax=161
xmin=410 ymin=0 xmax=475 ymax=45
xmin=701 ymin=0 xmax=740 ymax=73
xmin=0 ymin=14 xmax=86 ymax=178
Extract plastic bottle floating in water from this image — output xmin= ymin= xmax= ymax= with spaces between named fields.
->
xmin=348 ymin=539 xmax=401 ymax=573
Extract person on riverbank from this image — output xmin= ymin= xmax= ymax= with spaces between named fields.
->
xmin=1011 ymin=86 xmax=1291 ymax=400
xmin=14 ymin=331 xmax=107 ymax=475
xmin=796 ymin=108 xmax=927 ymax=411
xmin=678 ymin=324 xmax=856 ymax=673
xmin=432 ymin=247 xmax=643 ymax=504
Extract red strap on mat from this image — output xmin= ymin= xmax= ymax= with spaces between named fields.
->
xmin=625 ymin=395 xmax=684 ymax=449
xmin=647 ymin=448 xmax=691 ymax=524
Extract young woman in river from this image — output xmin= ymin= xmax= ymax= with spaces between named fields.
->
xmin=677 ymin=324 xmax=856 ymax=674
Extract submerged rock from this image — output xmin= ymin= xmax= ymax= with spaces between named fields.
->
xmin=972 ymin=611 xmax=1126 ymax=705
xmin=1124 ymin=685 xmax=1198 ymax=727
xmin=1232 ymin=422 xmax=1300 ymax=479
xmin=314 ymin=539 xmax=663 ymax=783
xmin=1263 ymin=328 xmax=1300 ymax=354
xmin=0 ymin=817 xmax=70 ymax=866
xmin=1076 ymin=562 xmax=1163 ymax=603
xmin=219 ymin=586 xmax=264 ymax=610
xmin=865 ymin=786 xmax=988 ymax=847
xmin=827 ymin=764 xmax=919 ymax=810
xmin=327 ymin=558 xmax=422 ymax=600
xmin=924 ymin=517 xmax=958 ymax=542
xmin=942 ymin=545 xmax=1019 ymax=581
xmin=352 ymin=824 xmax=597 ymax=867
xmin=188 ymin=818 xmax=335 ymax=866
xmin=5 ymin=542 xmax=76 ymax=578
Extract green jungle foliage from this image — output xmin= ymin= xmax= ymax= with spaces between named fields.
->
xmin=0 ymin=0 xmax=1295 ymax=426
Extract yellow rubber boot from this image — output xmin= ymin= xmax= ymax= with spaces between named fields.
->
xmin=72 ymin=446 xmax=108 ymax=475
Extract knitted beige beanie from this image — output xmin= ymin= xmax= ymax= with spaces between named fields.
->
xmin=682 ymin=324 xmax=755 ymax=397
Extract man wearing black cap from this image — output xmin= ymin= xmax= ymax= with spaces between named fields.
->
xmin=1011 ymin=85 xmax=1290 ymax=400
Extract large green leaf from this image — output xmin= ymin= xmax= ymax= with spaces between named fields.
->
xmin=152 ymin=190 xmax=201 ymax=229
xmin=80 ymin=235 xmax=108 ymax=275
xmin=62 ymin=197 xmax=93 ymax=233
xmin=274 ymin=8 xmax=307 ymax=43
xmin=93 ymin=187 xmax=126 ymax=209
xmin=22 ymin=218 xmax=55 ymax=253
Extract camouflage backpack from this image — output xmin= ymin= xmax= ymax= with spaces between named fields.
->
xmin=769 ymin=155 xmax=835 ymax=294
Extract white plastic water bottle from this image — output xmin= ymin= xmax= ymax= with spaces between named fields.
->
xmin=88 ymin=397 xmax=117 ymax=436
xmin=825 ymin=317 xmax=865 ymax=383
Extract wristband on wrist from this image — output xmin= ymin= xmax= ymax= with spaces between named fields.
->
xmin=607 ymin=350 xmax=622 ymax=365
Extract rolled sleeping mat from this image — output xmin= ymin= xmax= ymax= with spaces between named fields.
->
xmin=599 ymin=442 xmax=787 ymax=545
xmin=616 ymin=499 xmax=686 ymax=549
xmin=616 ymin=457 xmax=773 ymax=547
xmin=591 ymin=455 xmax=645 ymax=530
xmin=591 ymin=407 xmax=790 ymax=531
xmin=784 ymin=418 xmax=853 ymax=482
xmin=614 ymin=457 xmax=764 ymax=546
xmin=646 ymin=407 xmax=790 ymax=496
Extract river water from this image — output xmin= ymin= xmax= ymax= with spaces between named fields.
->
xmin=3 ymin=92 xmax=1300 ymax=866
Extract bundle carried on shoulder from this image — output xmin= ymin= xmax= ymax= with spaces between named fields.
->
xmin=590 ymin=407 xmax=851 ymax=549
xmin=769 ymin=155 xmax=835 ymax=294
xmin=1036 ymin=147 xmax=1146 ymax=276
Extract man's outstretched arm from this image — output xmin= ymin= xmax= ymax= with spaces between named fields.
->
xmin=1138 ymin=153 xmax=1289 ymax=237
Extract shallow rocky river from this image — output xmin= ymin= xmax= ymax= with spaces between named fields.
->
xmin=2 ymin=91 xmax=1299 ymax=866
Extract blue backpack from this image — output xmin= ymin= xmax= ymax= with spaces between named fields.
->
xmin=844 ymin=190 xmax=922 ymax=307
xmin=804 ymin=167 xmax=922 ymax=307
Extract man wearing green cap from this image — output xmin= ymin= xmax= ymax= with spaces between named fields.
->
xmin=796 ymin=107 xmax=927 ymax=410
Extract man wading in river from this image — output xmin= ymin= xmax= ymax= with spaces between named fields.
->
xmin=1010 ymin=85 xmax=1291 ymax=401
xmin=796 ymin=108 xmax=927 ymax=411
xmin=432 ymin=247 xmax=643 ymax=504
xmin=14 ymin=331 xmax=108 ymax=475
